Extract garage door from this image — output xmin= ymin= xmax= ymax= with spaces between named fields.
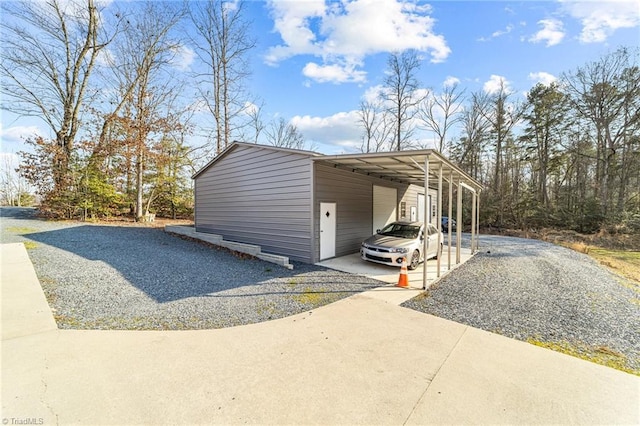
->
xmin=373 ymin=185 xmax=397 ymax=233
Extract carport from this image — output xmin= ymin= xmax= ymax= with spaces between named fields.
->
xmin=315 ymin=150 xmax=482 ymax=289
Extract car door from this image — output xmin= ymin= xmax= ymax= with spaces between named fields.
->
xmin=426 ymin=224 xmax=439 ymax=257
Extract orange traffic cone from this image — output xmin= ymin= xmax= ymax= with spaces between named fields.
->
xmin=397 ymin=257 xmax=409 ymax=288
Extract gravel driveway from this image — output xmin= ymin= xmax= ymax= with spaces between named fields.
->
xmin=403 ymin=235 xmax=640 ymax=373
xmin=0 ymin=207 xmax=381 ymax=330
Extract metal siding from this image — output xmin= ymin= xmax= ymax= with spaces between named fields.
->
xmin=195 ymin=145 xmax=313 ymax=262
xmin=314 ymin=163 xmax=410 ymax=261
xmin=372 ymin=185 xmax=397 ymax=233
xmin=402 ymin=184 xmax=438 ymax=224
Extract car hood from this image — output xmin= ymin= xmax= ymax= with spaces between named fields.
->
xmin=363 ymin=234 xmax=417 ymax=248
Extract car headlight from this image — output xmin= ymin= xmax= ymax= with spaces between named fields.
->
xmin=390 ymin=247 xmax=408 ymax=253
xmin=361 ymin=242 xmax=369 ymax=249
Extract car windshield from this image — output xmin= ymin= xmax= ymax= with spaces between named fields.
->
xmin=378 ymin=223 xmax=421 ymax=239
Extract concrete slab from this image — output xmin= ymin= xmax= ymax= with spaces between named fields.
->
xmin=1 ymin=243 xmax=57 ymax=340
xmin=318 ymin=246 xmax=473 ymax=305
xmin=165 ymin=225 xmax=294 ymax=269
xmin=359 ymin=285 xmax=424 ymax=305
xmin=406 ymin=326 xmax=640 ymax=425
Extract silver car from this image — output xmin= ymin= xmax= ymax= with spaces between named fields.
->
xmin=360 ymin=221 xmax=443 ymax=270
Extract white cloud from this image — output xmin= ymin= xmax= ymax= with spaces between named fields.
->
xmin=529 ymin=18 xmax=565 ymax=46
xmin=492 ymin=24 xmax=514 ymax=38
xmin=560 ymin=0 xmax=640 ymax=43
xmin=302 ymin=61 xmax=367 ymax=84
xmin=478 ymin=24 xmax=514 ymax=42
xmin=0 ymin=124 xmax=44 ymax=145
xmin=443 ymin=76 xmax=460 ymax=88
xmin=528 ymin=71 xmax=557 ymax=86
xmin=171 ymin=45 xmax=195 ymax=71
xmin=265 ymin=0 xmax=450 ymax=84
xmin=264 ymin=0 xmax=328 ymax=65
xmin=291 ymin=110 xmax=362 ymax=151
xmin=483 ymin=75 xmax=512 ymax=95
xmin=361 ymin=85 xmax=385 ymax=103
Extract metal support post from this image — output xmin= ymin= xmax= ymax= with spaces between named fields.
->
xmin=422 ymin=155 xmax=429 ymax=289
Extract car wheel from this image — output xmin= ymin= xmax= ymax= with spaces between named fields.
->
xmin=408 ymin=250 xmax=420 ymax=270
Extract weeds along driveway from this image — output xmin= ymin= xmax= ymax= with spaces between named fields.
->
xmin=0 ymin=207 xmax=382 ymax=330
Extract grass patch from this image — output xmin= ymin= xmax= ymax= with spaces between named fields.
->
xmin=587 ymin=248 xmax=640 ymax=285
xmin=414 ymin=290 xmax=433 ymax=300
xmin=527 ymin=337 xmax=638 ymax=376
xmin=291 ymin=286 xmax=325 ymax=307
xmin=7 ymin=226 xmax=37 ymax=234
xmin=23 ymin=241 xmax=38 ymax=250
xmin=256 ymin=300 xmax=283 ymax=318
xmin=561 ymin=241 xmax=590 ymax=254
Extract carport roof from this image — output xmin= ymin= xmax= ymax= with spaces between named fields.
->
xmin=314 ymin=150 xmax=482 ymax=192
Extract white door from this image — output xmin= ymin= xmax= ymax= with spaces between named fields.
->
xmin=373 ymin=185 xmax=397 ymax=233
xmin=320 ymin=202 xmax=336 ymax=260
xmin=417 ymin=193 xmax=432 ymax=224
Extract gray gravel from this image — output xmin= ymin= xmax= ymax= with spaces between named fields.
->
xmin=403 ymin=234 xmax=640 ymax=372
xmin=0 ymin=207 xmax=381 ymax=330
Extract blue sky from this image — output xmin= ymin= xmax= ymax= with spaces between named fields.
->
xmin=1 ymin=0 xmax=639 ymax=158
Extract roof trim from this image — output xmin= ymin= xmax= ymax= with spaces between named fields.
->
xmin=192 ymin=141 xmax=321 ymax=179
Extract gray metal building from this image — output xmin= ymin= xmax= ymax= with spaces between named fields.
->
xmin=193 ymin=142 xmax=481 ymax=264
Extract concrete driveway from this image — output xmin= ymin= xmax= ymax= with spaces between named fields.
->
xmin=2 ymin=243 xmax=639 ymax=425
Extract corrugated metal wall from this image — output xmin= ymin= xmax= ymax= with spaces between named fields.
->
xmin=402 ymin=184 xmax=438 ymax=225
xmin=195 ymin=145 xmax=314 ymax=262
xmin=314 ymin=163 xmax=421 ymax=261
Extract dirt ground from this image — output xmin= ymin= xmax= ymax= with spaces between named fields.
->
xmin=51 ymin=215 xmax=194 ymax=229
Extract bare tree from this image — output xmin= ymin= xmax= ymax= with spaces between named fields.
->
xmin=417 ymin=83 xmax=465 ymax=152
xmin=382 ymin=50 xmax=424 ymax=151
xmin=451 ymin=91 xmax=490 ymax=181
xmin=265 ymin=118 xmax=306 ymax=150
xmin=189 ymin=0 xmax=256 ymax=155
xmin=0 ymin=154 xmax=31 ymax=206
xmin=357 ymin=99 xmax=395 ymax=153
xmin=562 ymin=47 xmax=640 ymax=216
xmin=1 ymin=0 xmax=111 ymax=192
xmin=359 ymin=100 xmax=379 ymax=153
xmin=243 ymin=100 xmax=266 ymax=144
xmin=473 ymin=82 xmax=525 ymax=226
xmin=478 ymin=82 xmax=524 ymax=195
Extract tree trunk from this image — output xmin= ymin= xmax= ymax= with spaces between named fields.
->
xmin=135 ymin=148 xmax=144 ymax=221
